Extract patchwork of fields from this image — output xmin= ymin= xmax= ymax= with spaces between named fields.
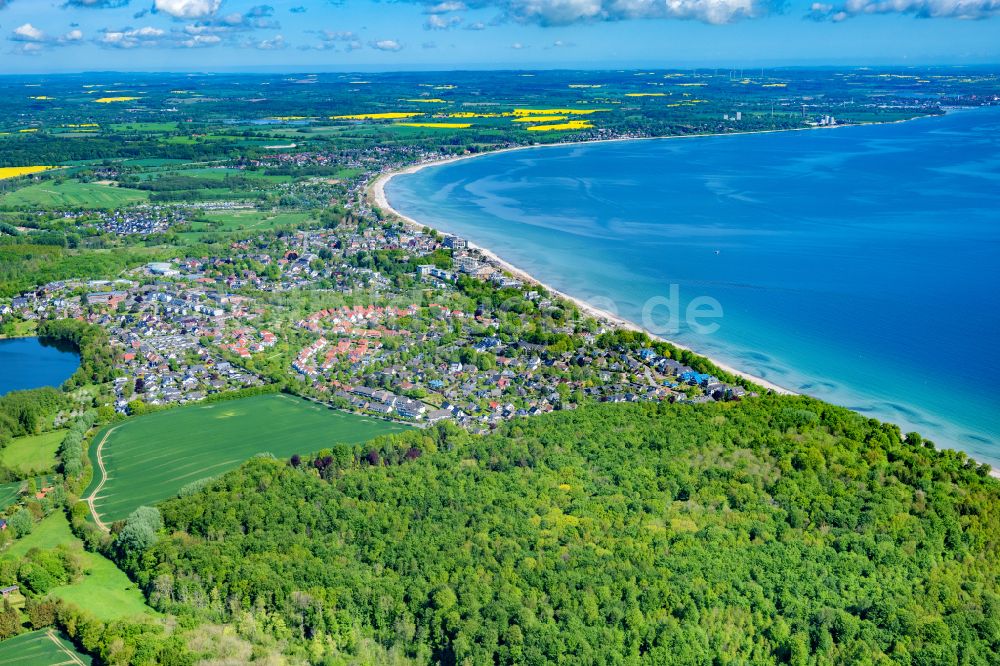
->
xmin=0 ymin=629 xmax=92 ymax=666
xmin=85 ymin=394 xmax=409 ymax=524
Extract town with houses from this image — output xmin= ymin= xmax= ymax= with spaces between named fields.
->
xmin=0 ymin=184 xmax=755 ymax=431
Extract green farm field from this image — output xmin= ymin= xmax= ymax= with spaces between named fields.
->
xmin=85 ymin=394 xmax=409 ymax=524
xmin=1 ymin=180 xmax=148 ymax=209
xmin=0 ymin=430 xmax=64 ymax=475
xmin=0 ymin=629 xmax=92 ymax=666
xmin=179 ymin=210 xmax=313 ymax=239
xmin=4 ymin=512 xmax=155 ymax=621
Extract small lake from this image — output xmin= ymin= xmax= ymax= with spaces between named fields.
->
xmin=0 ymin=336 xmax=80 ymax=395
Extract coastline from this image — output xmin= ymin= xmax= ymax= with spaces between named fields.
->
xmin=367 ymin=120 xmax=1000 ymax=479
xmin=367 ymin=131 xmax=803 ymax=396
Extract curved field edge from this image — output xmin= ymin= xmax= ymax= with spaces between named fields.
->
xmin=83 ymin=394 xmax=409 ymax=525
xmin=0 ymin=629 xmax=93 ymax=666
xmin=4 ymin=512 xmax=156 ymax=621
xmin=136 ymin=398 xmax=1000 ymax=664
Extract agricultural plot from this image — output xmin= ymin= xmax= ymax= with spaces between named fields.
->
xmin=0 ymin=475 xmax=56 ymax=511
xmin=85 ymin=394 xmax=409 ymax=524
xmin=0 ymin=430 xmax=64 ymax=475
xmin=0 ymin=629 xmax=92 ymax=666
xmin=1 ymin=181 xmax=148 ymax=209
xmin=179 ymin=210 xmax=313 ymax=240
xmin=4 ymin=512 xmax=155 ymax=621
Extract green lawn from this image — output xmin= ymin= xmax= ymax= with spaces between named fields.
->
xmin=0 ymin=475 xmax=55 ymax=512
xmin=1 ymin=180 xmax=148 ymax=209
xmin=0 ymin=629 xmax=92 ymax=666
xmin=3 ymin=512 xmax=155 ymax=621
xmin=85 ymin=394 xmax=409 ymax=523
xmin=0 ymin=431 xmax=64 ymax=476
xmin=180 ymin=210 xmax=313 ymax=239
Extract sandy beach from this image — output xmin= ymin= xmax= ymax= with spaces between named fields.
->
xmin=369 ymin=142 xmax=1000 ymax=479
xmin=367 ymin=140 xmax=796 ymax=396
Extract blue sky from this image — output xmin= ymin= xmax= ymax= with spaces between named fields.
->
xmin=0 ymin=0 xmax=997 ymax=72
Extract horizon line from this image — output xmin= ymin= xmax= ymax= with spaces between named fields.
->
xmin=3 ymin=62 xmax=1000 ymax=77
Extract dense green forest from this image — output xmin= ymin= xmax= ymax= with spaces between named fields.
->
xmin=126 ymin=398 xmax=999 ymax=665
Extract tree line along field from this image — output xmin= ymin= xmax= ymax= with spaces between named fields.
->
xmin=0 ymin=628 xmax=93 ymax=665
xmin=4 ymin=512 xmax=155 ymax=622
xmin=84 ymin=394 xmax=409 ymax=524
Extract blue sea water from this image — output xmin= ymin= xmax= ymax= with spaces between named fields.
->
xmin=387 ymin=108 xmax=1000 ymax=465
xmin=0 ymin=337 xmax=80 ymax=396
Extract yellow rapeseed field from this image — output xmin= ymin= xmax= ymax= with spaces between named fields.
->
xmin=0 ymin=166 xmax=56 ymax=180
xmin=332 ymin=112 xmax=422 ymax=120
xmin=404 ymin=98 xmax=448 ymax=103
xmin=513 ymin=108 xmax=604 ymax=116
xmin=625 ymin=93 xmax=666 ymax=97
xmin=95 ymin=96 xmax=140 ymax=103
xmin=18 ymin=129 xmax=38 ymax=133
xmin=525 ymin=120 xmax=594 ymax=132
xmin=396 ymin=122 xmax=472 ymax=128
xmin=513 ymin=116 xmax=567 ymax=123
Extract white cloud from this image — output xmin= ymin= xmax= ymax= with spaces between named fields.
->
xmin=12 ymin=23 xmax=45 ymax=41
xmin=181 ymin=33 xmax=221 ymax=46
xmin=808 ymin=0 xmax=1000 ymax=19
xmin=62 ymin=29 xmax=84 ymax=41
xmin=370 ymin=38 xmax=403 ymax=51
xmin=306 ymin=29 xmax=362 ymax=51
xmin=64 ymin=0 xmax=129 ymax=7
xmin=425 ymin=1 xmax=467 ymax=11
xmin=525 ymin=0 xmax=759 ymax=25
xmin=510 ymin=40 xmax=525 ymax=48
xmin=154 ymin=0 xmax=222 ymax=19
xmin=425 ymin=13 xmax=462 ymax=28
xmin=410 ymin=0 xmax=770 ymax=24
xmin=99 ymin=25 xmax=166 ymax=48
xmin=249 ymin=34 xmax=286 ymax=49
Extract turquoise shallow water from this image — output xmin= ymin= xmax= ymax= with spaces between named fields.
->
xmin=387 ymin=109 xmax=1000 ymax=466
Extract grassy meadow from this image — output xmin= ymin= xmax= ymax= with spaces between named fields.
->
xmin=0 ymin=430 xmax=64 ymax=476
xmin=4 ymin=512 xmax=155 ymax=621
xmin=85 ymin=394 xmax=409 ymax=523
xmin=1 ymin=180 xmax=148 ymax=209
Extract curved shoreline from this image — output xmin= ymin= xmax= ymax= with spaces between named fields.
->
xmin=366 ymin=130 xmax=816 ymax=395
xmin=368 ymin=117 xmax=1000 ymax=478
xmin=366 ymin=116 xmax=1000 ymax=479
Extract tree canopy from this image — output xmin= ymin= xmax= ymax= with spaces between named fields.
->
xmin=124 ymin=397 xmax=1000 ymax=665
